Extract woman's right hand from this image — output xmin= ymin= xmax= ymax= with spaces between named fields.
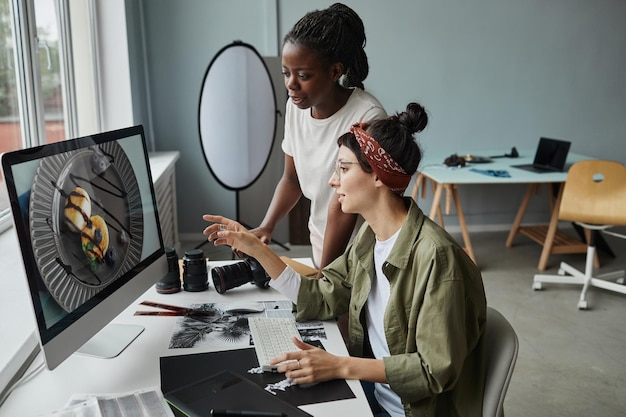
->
xmin=202 ymin=215 xmax=265 ymax=259
xmin=203 ymin=214 xmax=288 ymax=280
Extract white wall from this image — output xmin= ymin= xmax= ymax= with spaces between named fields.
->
xmin=280 ymin=0 xmax=626 ymax=229
xmin=360 ymin=0 xmax=626 ymax=158
xmin=133 ymin=0 xmax=626 ymax=237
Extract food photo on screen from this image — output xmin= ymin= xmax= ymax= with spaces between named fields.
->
xmin=19 ymin=141 xmax=144 ymax=327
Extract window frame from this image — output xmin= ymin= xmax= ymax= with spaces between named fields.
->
xmin=0 ymin=0 xmax=98 ymax=233
xmin=0 ymin=0 xmax=40 ymax=232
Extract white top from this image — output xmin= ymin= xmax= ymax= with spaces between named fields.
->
xmin=282 ymin=88 xmax=386 ymax=266
xmin=270 ymin=265 xmax=301 ymax=303
xmin=368 ymin=229 xmax=404 ymax=417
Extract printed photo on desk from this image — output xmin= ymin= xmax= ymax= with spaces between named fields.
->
xmin=160 ymin=302 xmax=326 ymax=350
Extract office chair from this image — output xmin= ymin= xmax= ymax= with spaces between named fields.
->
xmin=483 ymin=307 xmax=519 ymax=417
xmin=533 ymin=160 xmax=626 ymax=309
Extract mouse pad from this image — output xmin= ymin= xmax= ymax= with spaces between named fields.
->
xmin=160 ymin=344 xmax=355 ymax=408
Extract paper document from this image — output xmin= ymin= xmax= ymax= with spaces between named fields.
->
xmin=41 ymin=387 xmax=174 ymax=417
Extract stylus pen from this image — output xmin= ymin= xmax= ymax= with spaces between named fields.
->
xmin=210 ymin=410 xmax=286 ymax=417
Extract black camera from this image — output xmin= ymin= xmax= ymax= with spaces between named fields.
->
xmin=211 ymin=257 xmax=270 ymax=294
xmin=444 ymin=153 xmax=466 ymax=167
xmin=182 ymin=248 xmax=209 ymax=292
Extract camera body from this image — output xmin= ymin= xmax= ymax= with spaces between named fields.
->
xmin=211 ymin=257 xmax=270 ymax=294
xmin=444 ymin=153 xmax=466 ymax=167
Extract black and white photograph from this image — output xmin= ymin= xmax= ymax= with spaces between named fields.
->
xmin=168 ymin=301 xmax=326 ymax=350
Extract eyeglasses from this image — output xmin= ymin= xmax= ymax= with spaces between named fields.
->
xmin=334 ymin=160 xmax=359 ymax=178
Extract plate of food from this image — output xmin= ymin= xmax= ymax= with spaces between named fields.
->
xmin=29 ymin=141 xmax=144 ymax=312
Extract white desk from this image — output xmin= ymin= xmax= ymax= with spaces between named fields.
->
xmin=0 ymin=260 xmax=372 ymax=417
xmin=412 ymin=149 xmax=590 ymax=269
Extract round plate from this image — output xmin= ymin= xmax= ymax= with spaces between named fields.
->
xmin=464 ymin=155 xmax=492 ymax=163
xmin=29 ymin=141 xmax=144 ymax=312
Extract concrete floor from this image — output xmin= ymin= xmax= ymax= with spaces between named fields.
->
xmin=188 ymin=227 xmax=626 ymax=417
xmin=470 ymin=230 xmax=626 ymax=417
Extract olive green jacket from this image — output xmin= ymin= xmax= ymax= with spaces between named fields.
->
xmin=295 ymin=198 xmax=487 ymax=417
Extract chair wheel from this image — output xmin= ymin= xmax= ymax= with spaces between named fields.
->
xmin=617 ymin=278 xmax=624 ymax=285
xmin=558 ymin=269 xmax=566 ymax=276
xmin=532 ymin=282 xmax=543 ymax=291
xmin=577 ymin=300 xmax=588 ymax=310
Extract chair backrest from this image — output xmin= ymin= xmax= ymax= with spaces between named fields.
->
xmin=559 ymin=160 xmax=626 ymax=226
xmin=483 ymin=307 xmax=519 ymax=417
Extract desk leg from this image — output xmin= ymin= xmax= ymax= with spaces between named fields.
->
xmin=413 ymin=174 xmax=444 ymax=224
xmin=429 ymin=182 xmax=444 ymax=224
xmin=537 ymin=185 xmax=564 ymax=271
xmin=426 ymin=182 xmax=476 ymax=264
xmin=411 ymin=173 xmax=426 ymax=200
xmin=449 ymin=185 xmax=476 ymax=263
xmin=505 ymin=184 xmax=538 ymax=247
xmin=434 ymin=181 xmax=446 ymax=226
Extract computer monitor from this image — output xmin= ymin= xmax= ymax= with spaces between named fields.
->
xmin=1 ymin=125 xmax=168 ymax=370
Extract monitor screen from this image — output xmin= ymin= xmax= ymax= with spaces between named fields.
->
xmin=1 ymin=125 xmax=167 ymax=370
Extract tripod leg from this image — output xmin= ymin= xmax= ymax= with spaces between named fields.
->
xmin=270 ymin=238 xmax=290 ymax=251
xmin=194 ymin=239 xmax=209 ymax=250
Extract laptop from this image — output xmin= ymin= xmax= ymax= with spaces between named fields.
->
xmin=512 ymin=137 xmax=571 ymax=173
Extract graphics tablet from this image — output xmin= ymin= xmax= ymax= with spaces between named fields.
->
xmin=164 ymin=370 xmax=312 ymax=417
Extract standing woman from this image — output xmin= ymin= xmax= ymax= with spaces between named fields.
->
xmin=250 ymin=3 xmax=386 ymax=270
xmin=203 ymin=102 xmax=487 ymax=417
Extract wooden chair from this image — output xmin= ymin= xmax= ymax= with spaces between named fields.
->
xmin=532 ymin=160 xmax=626 ymax=309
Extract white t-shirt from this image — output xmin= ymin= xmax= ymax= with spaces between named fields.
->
xmin=282 ymin=88 xmax=386 ymax=266
xmin=367 ymin=229 xmax=404 ymax=417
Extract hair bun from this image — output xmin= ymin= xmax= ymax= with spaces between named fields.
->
xmin=398 ymin=102 xmax=428 ymax=134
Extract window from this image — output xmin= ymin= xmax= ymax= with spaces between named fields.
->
xmin=35 ymin=0 xmax=70 ymax=144
xmin=0 ymin=0 xmax=99 ymax=232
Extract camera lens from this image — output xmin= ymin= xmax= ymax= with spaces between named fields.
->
xmin=156 ymin=246 xmax=182 ymax=294
xmin=166 ymin=247 xmax=179 ymax=271
xmin=182 ymin=248 xmax=208 ymax=292
xmin=211 ymin=257 xmax=269 ymax=294
xmin=211 ymin=261 xmax=253 ymax=294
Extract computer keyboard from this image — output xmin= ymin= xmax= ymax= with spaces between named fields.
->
xmin=248 ymin=316 xmax=301 ymax=372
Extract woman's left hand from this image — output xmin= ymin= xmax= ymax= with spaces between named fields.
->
xmin=271 ymin=338 xmax=345 ymax=384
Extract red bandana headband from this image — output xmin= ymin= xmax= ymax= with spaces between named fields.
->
xmin=350 ymin=122 xmax=412 ymax=195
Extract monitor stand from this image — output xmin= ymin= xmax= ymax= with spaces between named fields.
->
xmin=77 ymin=323 xmax=144 ymax=359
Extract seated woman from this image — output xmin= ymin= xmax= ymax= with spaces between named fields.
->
xmin=203 ymin=102 xmax=487 ymax=417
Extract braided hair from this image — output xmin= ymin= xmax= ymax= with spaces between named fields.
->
xmin=284 ymin=3 xmax=369 ymax=89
